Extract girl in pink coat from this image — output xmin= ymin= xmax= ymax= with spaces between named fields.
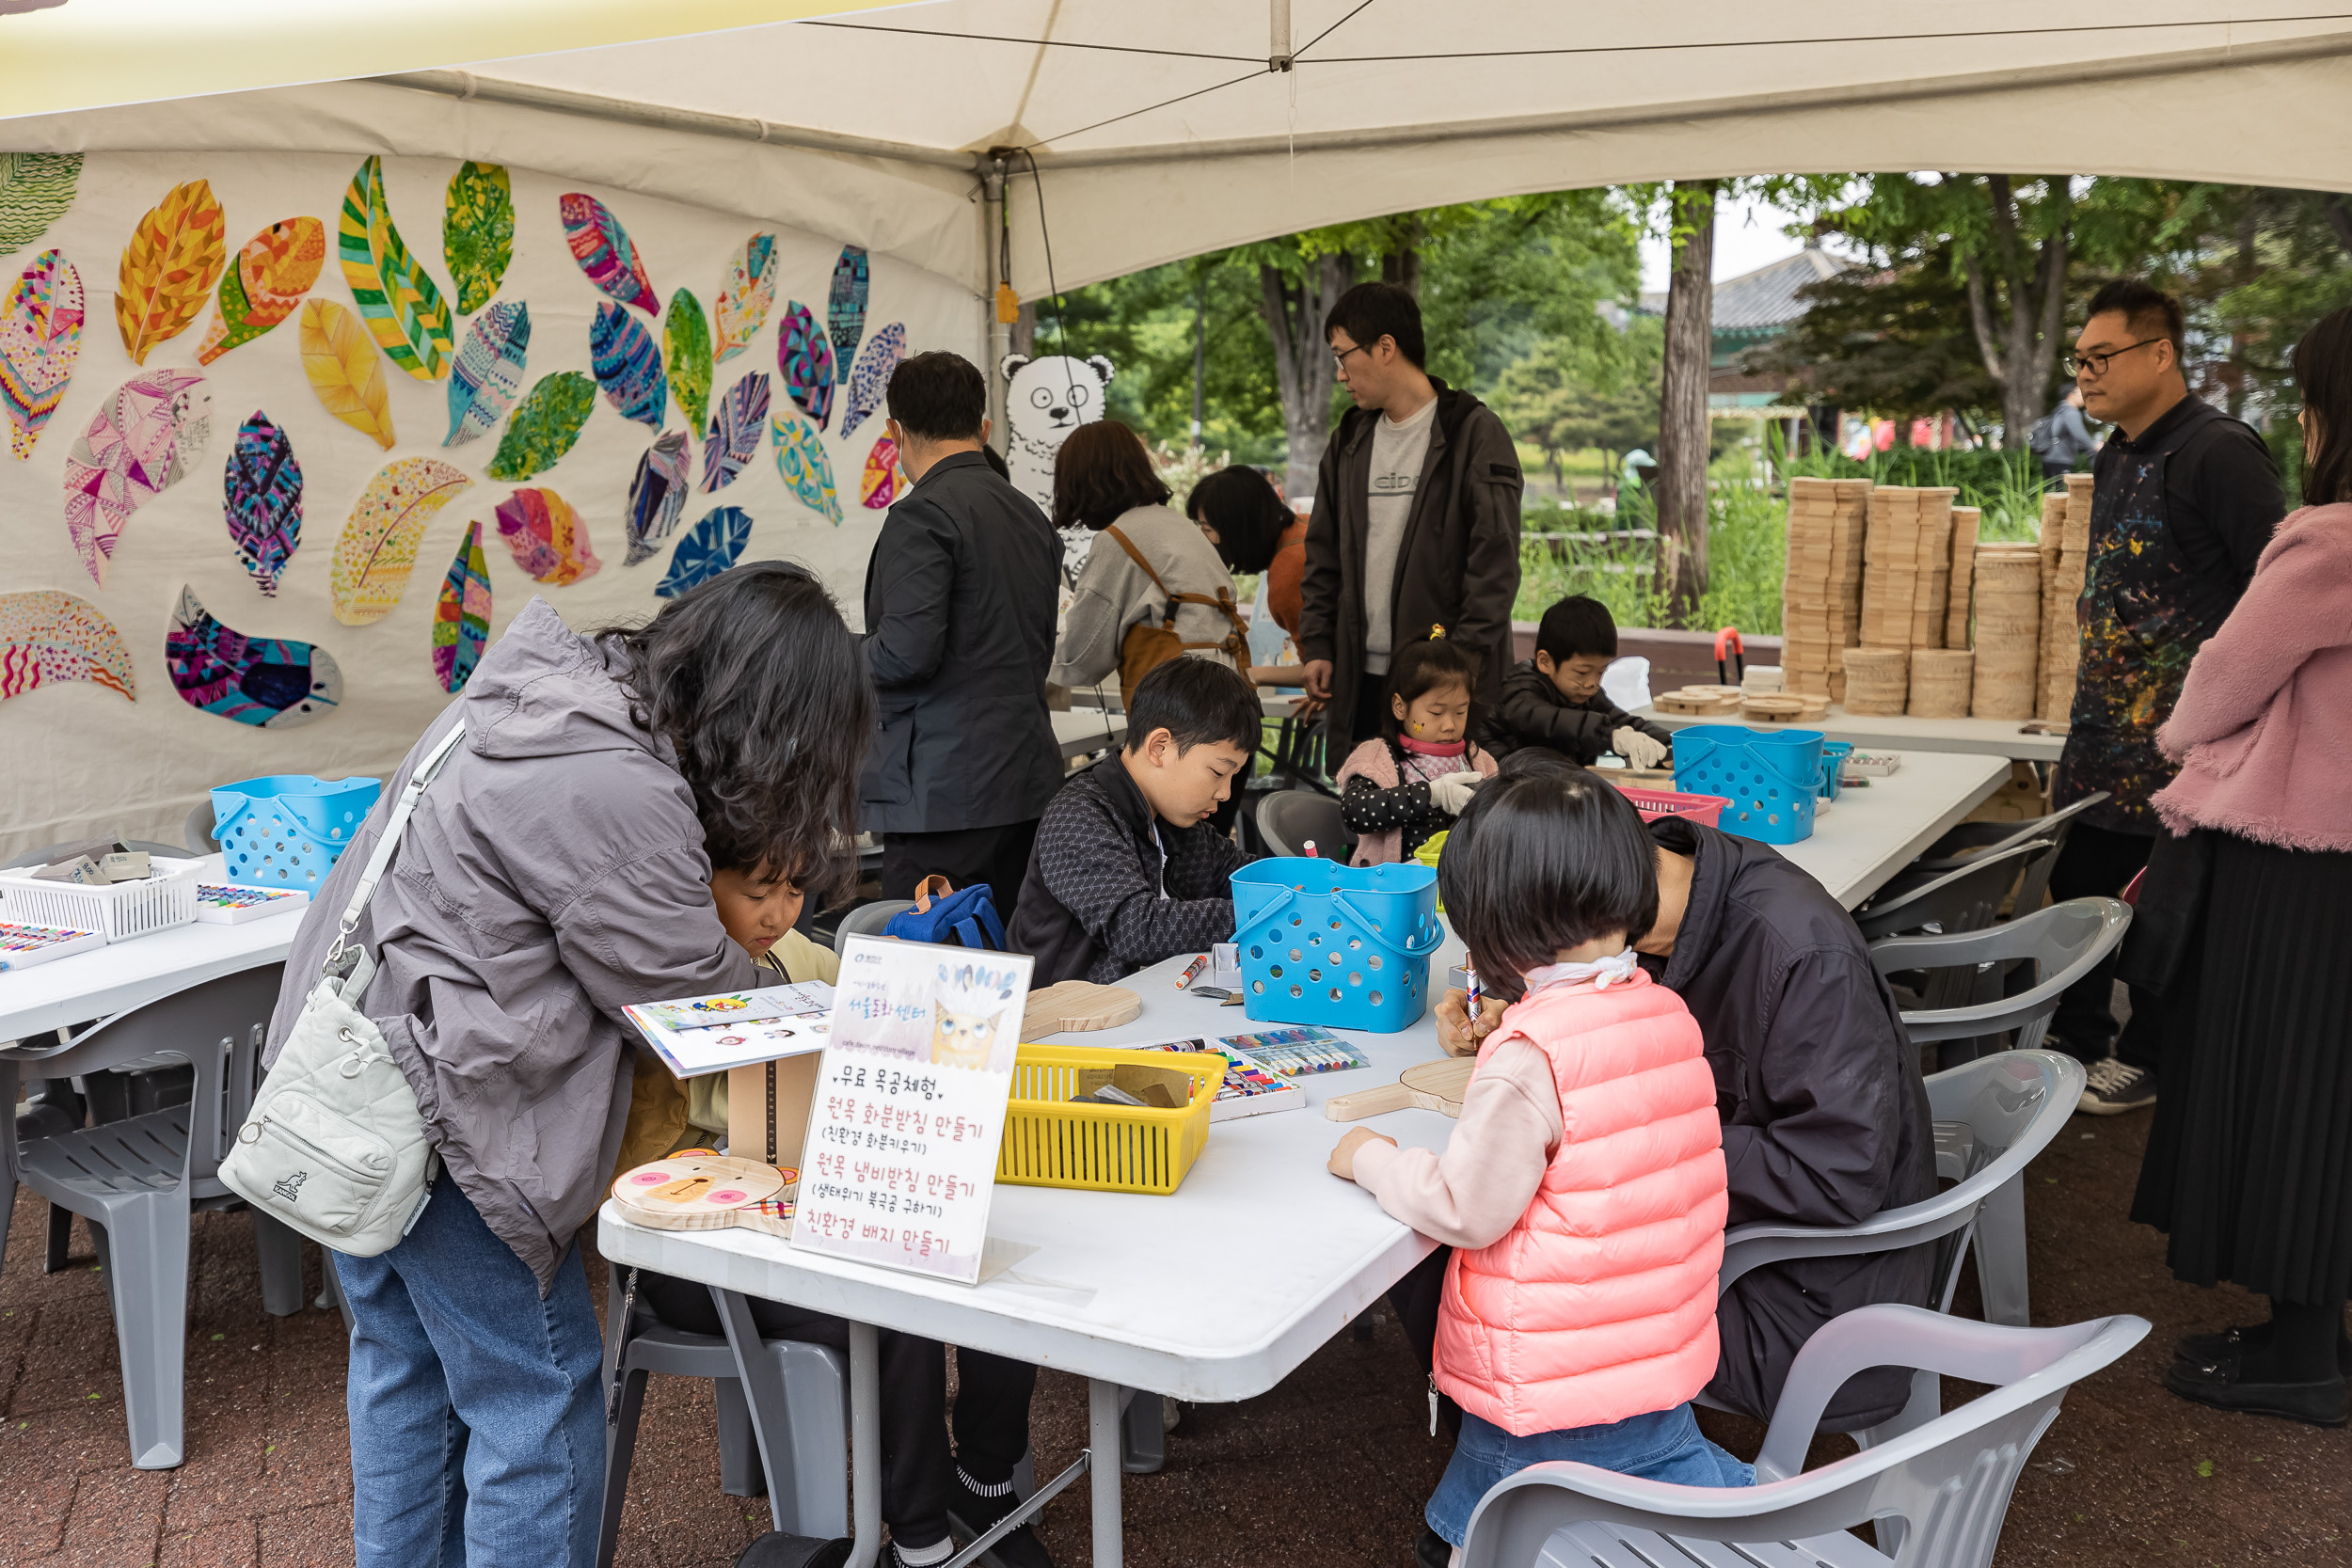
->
xmin=1329 ymin=769 xmax=1750 ymax=1565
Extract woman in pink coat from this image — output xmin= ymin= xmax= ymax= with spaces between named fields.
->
xmin=2131 ymin=303 xmax=2352 ymax=1429
xmin=1328 ymin=769 xmax=1750 ymax=1567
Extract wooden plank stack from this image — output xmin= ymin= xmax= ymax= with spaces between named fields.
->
xmin=1969 ymin=543 xmax=2043 ymax=719
xmin=1908 ymin=487 xmax=1958 ymax=648
xmin=2038 ymin=476 xmax=2094 ymax=721
xmin=1946 ymin=505 xmax=1981 ymax=649
xmin=1780 ymin=478 xmax=1870 ymax=701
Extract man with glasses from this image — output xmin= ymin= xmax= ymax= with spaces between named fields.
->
xmin=1298 ymin=281 xmax=1523 ymax=752
xmin=2055 ymin=279 xmax=2284 ymax=1114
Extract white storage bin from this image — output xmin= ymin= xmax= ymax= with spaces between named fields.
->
xmin=0 ymin=855 xmax=206 ymax=942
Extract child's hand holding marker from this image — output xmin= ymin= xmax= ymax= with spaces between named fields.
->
xmin=1435 ymin=987 xmax=1506 ymax=1059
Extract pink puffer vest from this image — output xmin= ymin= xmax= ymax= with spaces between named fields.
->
xmin=1434 ymin=970 xmax=1727 ymax=1436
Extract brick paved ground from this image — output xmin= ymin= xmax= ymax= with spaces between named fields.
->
xmin=3 ymin=1108 xmax=2346 ymax=1567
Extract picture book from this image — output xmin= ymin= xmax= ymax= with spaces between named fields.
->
xmin=623 ymin=980 xmax=836 ymax=1078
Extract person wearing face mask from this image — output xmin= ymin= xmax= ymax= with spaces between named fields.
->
xmin=1489 ymin=594 xmax=1673 ymax=768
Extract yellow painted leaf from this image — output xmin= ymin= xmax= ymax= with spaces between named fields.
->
xmin=298 ymin=298 xmax=394 ymax=450
xmin=115 ymin=179 xmax=226 ymax=364
xmin=330 ymin=456 xmax=472 ymax=626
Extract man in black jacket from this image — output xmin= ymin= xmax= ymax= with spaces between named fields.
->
xmin=861 ymin=352 xmax=1065 ymax=923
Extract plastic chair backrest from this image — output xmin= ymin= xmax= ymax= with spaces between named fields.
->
xmin=1256 ymin=788 xmax=1346 ymax=860
xmin=1854 ymin=839 xmax=2052 ymax=942
xmin=830 ymin=899 xmax=914 ymax=950
xmin=184 ymin=801 xmax=217 ymax=854
xmin=1 ymin=838 xmax=192 ymax=871
xmin=1914 ymin=791 xmax=2108 ymax=873
xmin=1871 ymin=898 xmax=2130 ymax=1047
xmin=1459 ymin=1306 xmax=2150 ymax=1568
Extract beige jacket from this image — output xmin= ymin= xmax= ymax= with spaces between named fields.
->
xmin=1050 ymin=504 xmax=1243 ymax=690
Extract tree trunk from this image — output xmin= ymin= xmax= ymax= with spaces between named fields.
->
xmin=1189 ymin=285 xmax=1206 ymax=448
xmin=1656 ymin=181 xmax=1717 ymax=626
xmin=1962 ymin=175 xmax=2071 ymax=448
xmin=1380 ymin=218 xmax=1425 ymax=298
xmin=1260 ymin=252 xmax=1353 ymax=498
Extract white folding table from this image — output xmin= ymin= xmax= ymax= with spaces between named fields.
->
xmin=0 ymin=893 xmax=304 ymax=1044
xmin=1635 ymin=705 xmax=2066 ymax=763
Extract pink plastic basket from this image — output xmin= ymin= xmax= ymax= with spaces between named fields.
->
xmin=1613 ymin=784 xmax=1728 ymax=831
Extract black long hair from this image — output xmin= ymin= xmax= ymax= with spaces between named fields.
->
xmin=596 ymin=561 xmax=873 ymax=895
xmin=1186 ymin=467 xmax=1295 ymax=574
xmin=2293 ymin=303 xmax=2352 ymax=507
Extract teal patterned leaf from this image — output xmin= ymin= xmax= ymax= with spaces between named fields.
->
xmin=657 ymin=506 xmax=754 ymax=598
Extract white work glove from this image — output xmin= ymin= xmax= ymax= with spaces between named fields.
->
xmin=1612 ymin=727 xmax=1669 ymax=770
xmin=1427 ymin=771 xmax=1485 ymax=815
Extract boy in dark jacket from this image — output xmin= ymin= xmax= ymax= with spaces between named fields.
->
xmin=1009 ymin=658 xmax=1260 ymax=987
xmin=1491 ymin=594 xmax=1673 ymax=768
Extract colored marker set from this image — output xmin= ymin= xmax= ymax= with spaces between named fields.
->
xmin=0 ymin=920 xmax=106 ymax=971
xmin=1221 ymin=1026 xmax=1370 ymax=1077
xmin=193 ymin=883 xmax=312 ymax=926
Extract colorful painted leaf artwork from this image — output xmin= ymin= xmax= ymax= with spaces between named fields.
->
xmin=443 ymin=162 xmax=515 ymax=315
xmin=487 ymin=371 xmax=596 ymax=481
xmin=827 ymin=245 xmax=868 ymax=369
xmin=495 ymin=487 xmax=602 ymax=586
xmin=432 ymin=518 xmax=492 ymax=694
xmin=712 ymin=232 xmax=775 ymax=365
xmin=167 ymin=584 xmax=341 ymax=728
xmin=0 ymin=249 xmax=83 ymax=460
xmin=62 ymin=369 xmax=211 ymax=587
xmin=861 ymin=436 xmax=907 ymax=510
xmin=298 ymin=298 xmax=395 ymax=450
xmin=339 ymin=155 xmax=455 ymax=381
xmin=559 ymin=192 xmax=657 ymax=314
xmin=624 ymin=430 xmax=691 ymax=566
xmin=0 ymin=589 xmax=134 ymax=703
xmin=771 ymin=410 xmax=842 ymax=525
xmin=700 ymin=372 xmax=769 ymax=494
xmin=328 ymin=456 xmax=473 ymax=626
xmin=0 ymin=153 xmax=83 ymax=261
xmin=116 ymin=179 xmax=226 ymax=364
xmin=777 ymin=302 xmax=835 ymax=428
xmin=444 ymin=299 xmax=531 ymax=447
xmin=837 ymin=322 xmax=905 ymax=439
xmin=657 ymin=506 xmax=754 ymax=599
xmin=665 ymin=289 xmax=713 ymax=433
xmin=196 ymin=216 xmax=326 ymax=365
xmin=223 ymin=411 xmax=302 ymax=596
xmin=590 ymin=303 xmax=667 ymax=429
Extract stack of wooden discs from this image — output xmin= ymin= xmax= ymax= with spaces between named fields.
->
xmin=1740 ymin=691 xmax=1833 ymax=723
xmin=1969 ymin=544 xmax=2043 ymax=718
xmin=1908 ymin=488 xmax=1958 ymax=648
xmin=1779 ymin=478 xmax=1870 ymax=701
xmin=1908 ymin=648 xmax=1975 ymax=718
xmin=1841 ymin=647 xmax=1910 ymax=715
xmin=1946 ymin=505 xmax=1981 ymax=648
xmin=2038 ymin=475 xmax=2093 ymax=721
xmin=1859 ymin=486 xmax=1924 ymax=648
xmin=1655 ymin=685 xmax=1743 ymax=717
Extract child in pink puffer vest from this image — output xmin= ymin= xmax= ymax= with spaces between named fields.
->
xmin=1328 ymin=768 xmax=1750 ymax=1565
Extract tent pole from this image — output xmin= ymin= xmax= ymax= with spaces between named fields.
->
xmin=986 ymin=159 xmax=1010 ymax=451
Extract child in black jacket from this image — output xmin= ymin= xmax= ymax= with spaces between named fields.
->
xmin=1491 ymin=595 xmax=1674 ymax=768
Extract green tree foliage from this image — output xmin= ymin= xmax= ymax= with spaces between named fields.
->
xmin=1746 ymin=244 xmax=1997 ymax=430
xmin=1494 ymin=315 xmax=1661 ymax=488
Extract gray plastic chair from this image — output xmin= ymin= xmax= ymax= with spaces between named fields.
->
xmin=1854 ymin=839 xmax=2054 ymax=943
xmin=1 ymin=837 xmax=193 ymax=870
xmin=0 ymin=965 xmax=303 ymax=1468
xmin=184 ymin=800 xmax=218 ymax=854
xmin=1255 ymin=788 xmax=1346 ymax=860
xmin=1459 ymin=1305 xmax=2150 ymax=1568
xmin=1871 ymin=897 xmax=2132 ymax=1060
xmin=1869 ymin=791 xmax=2108 ymax=912
xmin=828 ymin=898 xmax=914 ymax=949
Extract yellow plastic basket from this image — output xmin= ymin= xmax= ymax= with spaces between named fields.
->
xmin=1413 ymin=829 xmax=1449 ymax=911
xmin=996 ymin=1045 xmax=1222 ymax=1196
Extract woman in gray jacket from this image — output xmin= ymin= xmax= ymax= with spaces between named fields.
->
xmin=264 ymin=562 xmax=870 ymax=1567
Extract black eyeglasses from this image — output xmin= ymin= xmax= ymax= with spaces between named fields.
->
xmin=2064 ymin=338 xmax=2165 ymax=378
xmin=1330 ymin=341 xmax=1371 ymax=372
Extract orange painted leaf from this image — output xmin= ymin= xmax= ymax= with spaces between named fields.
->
xmin=115 ymin=179 xmax=226 ymax=364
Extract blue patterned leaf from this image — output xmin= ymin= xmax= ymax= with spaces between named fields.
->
xmin=444 ymin=299 xmax=530 ymax=446
xmin=838 ymin=321 xmax=904 ymax=439
xmin=221 ymin=409 xmax=301 ymax=595
xmin=700 ymin=372 xmax=769 ymax=493
xmin=589 ymin=301 xmax=666 ymax=429
xmin=657 ymin=505 xmax=753 ymax=598
xmin=827 ymin=245 xmax=867 ymax=367
xmin=625 ymin=430 xmax=691 ymax=565
xmin=777 ymin=301 xmax=834 ymax=428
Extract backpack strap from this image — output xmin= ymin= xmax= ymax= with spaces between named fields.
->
xmin=1104 ymin=524 xmax=1251 ymax=658
xmin=326 ymin=721 xmax=468 ymax=974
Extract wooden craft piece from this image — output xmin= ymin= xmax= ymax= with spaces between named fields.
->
xmin=1324 ymin=1055 xmax=1476 ymax=1121
xmin=611 ymin=1152 xmax=797 ymax=1237
xmin=1022 ymin=979 xmax=1142 ymax=1038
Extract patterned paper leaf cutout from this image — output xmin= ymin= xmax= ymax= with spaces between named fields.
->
xmin=828 ymin=245 xmax=868 ymax=369
xmin=712 ymin=233 xmax=776 ymax=365
xmin=777 ymin=302 xmax=835 ymax=428
xmin=444 ymin=162 xmax=514 ymax=315
xmin=197 ymin=216 xmax=326 ymax=364
xmin=771 ymin=410 xmax=842 ymax=525
xmin=1 ymin=249 xmax=84 ymax=460
xmin=658 ymin=506 xmax=754 ymax=599
xmin=838 ymin=321 xmax=907 ymax=439
xmin=0 ymin=153 xmax=83 ymax=260
xmin=116 ymin=179 xmax=226 ymax=364
xmin=488 ymin=370 xmax=595 ymax=481
xmin=167 ymin=584 xmax=341 ymax=727
xmin=223 ymin=410 xmax=303 ymax=596
xmin=298 ymin=298 xmax=395 ymax=450
xmin=433 ymin=518 xmax=492 ymax=693
xmin=559 ymin=192 xmax=657 ymax=314
xmin=700 ymin=372 xmax=769 ymax=493
xmin=0 ymin=589 xmax=133 ymax=703
xmin=62 ymin=369 xmax=211 ymax=587
xmin=862 ymin=436 xmax=906 ymax=510
xmin=328 ymin=456 xmax=473 ymax=626
xmin=445 ymin=300 xmax=531 ymax=447
xmin=339 ymin=155 xmax=454 ymax=381
xmin=624 ymin=430 xmax=691 ymax=565
xmin=665 ymin=289 xmax=713 ymax=434
xmin=495 ymin=487 xmax=602 ymax=585
xmin=590 ymin=303 xmax=667 ymax=429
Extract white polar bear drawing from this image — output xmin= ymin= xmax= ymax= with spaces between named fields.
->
xmin=1001 ymin=353 xmax=1114 ymax=581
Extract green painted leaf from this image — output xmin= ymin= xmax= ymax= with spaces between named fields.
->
xmin=665 ymin=288 xmax=713 ymax=434
xmin=0 ymin=153 xmax=81 ymax=260
xmin=337 ymin=154 xmax=453 ymax=380
xmin=443 ymin=162 xmax=514 ymax=315
xmin=486 ymin=371 xmax=596 ymax=481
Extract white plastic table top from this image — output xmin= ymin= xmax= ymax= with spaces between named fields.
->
xmin=1636 ymin=704 xmax=2065 ymax=762
xmin=1760 ymin=751 xmax=2010 ymax=909
xmin=1050 ymin=707 xmax=1126 ymax=760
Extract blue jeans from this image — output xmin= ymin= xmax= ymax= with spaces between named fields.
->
xmin=1424 ymin=1403 xmax=1754 ymax=1546
xmin=335 ymin=1177 xmax=606 ymax=1568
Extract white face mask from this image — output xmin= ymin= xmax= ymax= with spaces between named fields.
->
xmin=1521 ymin=948 xmax=1640 ymax=994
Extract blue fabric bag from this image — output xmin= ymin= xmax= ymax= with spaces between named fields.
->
xmin=882 ymin=875 xmax=1008 ymax=951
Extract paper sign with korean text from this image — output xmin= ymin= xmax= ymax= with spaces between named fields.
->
xmin=788 ymin=935 xmax=1031 ymax=1284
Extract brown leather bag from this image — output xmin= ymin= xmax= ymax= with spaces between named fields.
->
xmin=1102 ymin=523 xmax=1250 ymax=709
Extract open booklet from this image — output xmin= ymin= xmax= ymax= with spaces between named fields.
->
xmin=622 ymin=980 xmax=836 ymax=1077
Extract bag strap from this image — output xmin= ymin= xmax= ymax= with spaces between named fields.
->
xmin=1104 ymin=524 xmax=1250 ymax=655
xmin=1102 ymin=524 xmax=1173 ymax=606
xmin=326 ymin=721 xmax=469 ymax=971
xmin=912 ymin=873 xmax=955 ymax=914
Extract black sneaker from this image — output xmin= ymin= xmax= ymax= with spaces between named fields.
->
xmin=2164 ymin=1357 xmax=2349 ymax=1426
xmin=2078 ymin=1058 xmax=2155 ymax=1116
xmin=2175 ymin=1323 xmax=2352 ymax=1375
xmin=1416 ymin=1528 xmax=1454 ymax=1568
xmin=948 ymin=1472 xmax=1055 ymax=1568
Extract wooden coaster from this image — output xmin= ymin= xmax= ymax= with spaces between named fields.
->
xmin=612 ymin=1153 xmax=797 ymax=1238
xmin=1325 ymin=1056 xmax=1477 ymax=1121
xmin=1022 ymin=979 xmax=1143 ymax=1038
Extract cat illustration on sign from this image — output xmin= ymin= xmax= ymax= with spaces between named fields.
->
xmin=929 ymin=959 xmax=1021 ymax=1072
xmin=999 ymin=353 xmax=1112 ymax=581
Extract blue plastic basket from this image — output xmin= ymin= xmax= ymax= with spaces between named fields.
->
xmin=210 ymin=774 xmax=382 ymax=888
xmin=1819 ymin=740 xmax=1854 ymax=801
xmin=1230 ymin=858 xmax=1442 ymax=1033
xmin=1670 ymin=725 xmax=1825 ymax=845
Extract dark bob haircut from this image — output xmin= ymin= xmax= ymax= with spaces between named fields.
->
xmin=885 ymin=350 xmax=988 ymax=443
xmin=2293 ymin=302 xmax=2352 ymax=507
xmin=2083 ymin=278 xmax=2185 ymax=361
xmin=1186 ymin=467 xmax=1295 ymax=574
xmin=1053 ymin=420 xmax=1171 ymax=532
xmin=1380 ymin=637 xmax=1478 ymax=741
xmin=1324 ymin=280 xmax=1426 ymax=370
xmin=1438 ymin=768 xmax=1659 ymax=1003
xmin=1534 ymin=594 xmax=1618 ymax=663
xmin=1124 ymin=655 xmax=1262 ymax=757
xmin=596 ymin=560 xmax=874 ymax=896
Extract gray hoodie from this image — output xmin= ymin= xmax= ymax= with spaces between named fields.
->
xmin=263 ymin=598 xmax=754 ymax=1292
